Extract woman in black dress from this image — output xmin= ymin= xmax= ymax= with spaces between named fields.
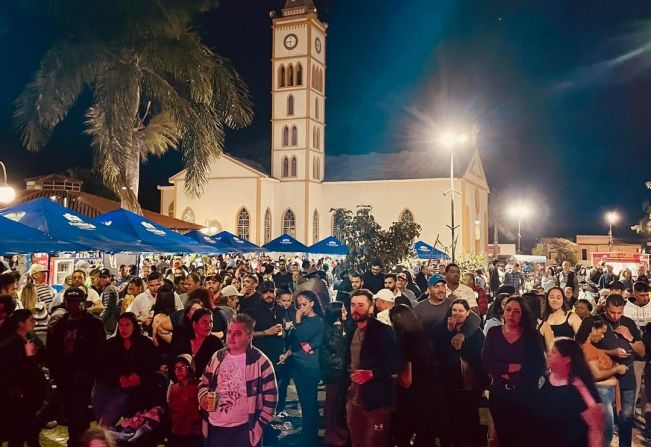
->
xmin=481 ymin=296 xmax=546 ymax=447
xmin=168 ymin=308 xmax=223 ymax=377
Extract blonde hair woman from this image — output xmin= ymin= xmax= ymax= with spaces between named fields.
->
xmin=20 ymin=282 xmax=39 ymax=310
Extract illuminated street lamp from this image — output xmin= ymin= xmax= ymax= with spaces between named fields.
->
xmin=0 ymin=162 xmax=16 ymax=204
xmin=509 ymin=203 xmax=531 ymax=254
xmin=439 ymin=131 xmax=469 ymax=262
xmin=605 ymin=211 xmax=619 ymax=252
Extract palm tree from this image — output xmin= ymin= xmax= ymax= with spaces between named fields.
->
xmin=13 ymin=0 xmax=252 ymax=213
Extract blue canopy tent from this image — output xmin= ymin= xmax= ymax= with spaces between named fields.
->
xmin=95 ymin=209 xmax=221 ymax=254
xmin=0 ymin=214 xmax=87 ymax=254
xmin=308 ymin=236 xmax=348 ymax=256
xmin=184 ymin=230 xmax=230 ymax=253
xmin=263 ymin=233 xmax=309 ymax=253
xmin=211 ymin=231 xmax=265 ymax=253
xmin=0 ymin=198 xmax=154 ymax=253
xmin=413 ymin=240 xmax=450 ymax=260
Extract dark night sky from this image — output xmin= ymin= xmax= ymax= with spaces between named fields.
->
xmin=2 ymin=0 xmax=651 ymax=246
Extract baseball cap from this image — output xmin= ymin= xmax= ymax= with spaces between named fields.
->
xmin=428 ymin=274 xmax=447 ymax=286
xmin=397 ymin=273 xmax=408 ymax=281
xmin=374 ymin=289 xmax=396 ymax=303
xmin=221 ymin=285 xmax=243 ymax=297
xmin=609 ymin=280 xmax=626 ymax=290
xmin=258 ymin=280 xmax=276 ymax=293
xmin=99 ymin=269 xmax=112 ymax=278
xmin=63 ymin=287 xmax=87 ymax=301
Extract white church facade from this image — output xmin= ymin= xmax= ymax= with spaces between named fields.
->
xmin=158 ymin=0 xmax=490 ymax=256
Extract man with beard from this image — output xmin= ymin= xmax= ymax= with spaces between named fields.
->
xmin=362 ymin=262 xmax=385 ymax=294
xmin=383 ymin=273 xmax=412 ymax=308
xmin=238 ymin=274 xmax=261 ymax=314
xmin=273 ymin=259 xmax=293 ymax=290
xmin=345 ymin=289 xmax=401 ymax=447
xmin=247 ymin=281 xmax=285 ymax=367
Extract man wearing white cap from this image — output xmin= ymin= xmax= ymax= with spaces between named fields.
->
xmin=373 ymin=289 xmax=395 ymax=327
xmin=29 ymin=264 xmax=55 ymax=310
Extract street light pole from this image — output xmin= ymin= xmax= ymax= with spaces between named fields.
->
xmin=448 ymin=147 xmax=459 ymax=262
xmin=605 ymin=211 xmax=618 ymax=252
xmin=517 ymin=215 xmax=522 ymax=255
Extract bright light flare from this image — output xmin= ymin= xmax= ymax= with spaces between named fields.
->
xmin=508 ymin=203 xmax=532 ymax=219
xmin=438 ymin=132 xmax=469 ymax=148
xmin=605 ymin=211 xmax=619 ymax=225
xmin=0 ymin=185 xmax=16 ymax=203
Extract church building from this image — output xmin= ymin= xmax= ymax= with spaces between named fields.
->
xmin=158 ymin=0 xmax=490 ymax=256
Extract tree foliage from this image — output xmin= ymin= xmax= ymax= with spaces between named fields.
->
xmin=13 ymin=0 xmax=252 ymax=212
xmin=331 ymin=205 xmax=421 ymax=272
xmin=533 ymin=238 xmax=578 ymax=264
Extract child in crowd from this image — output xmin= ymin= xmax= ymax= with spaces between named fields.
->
xmin=167 ymin=354 xmax=202 ymax=447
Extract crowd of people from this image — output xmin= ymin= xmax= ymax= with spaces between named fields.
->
xmin=0 ymin=254 xmax=650 ymax=447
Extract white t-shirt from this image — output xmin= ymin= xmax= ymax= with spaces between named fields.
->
xmin=127 ymin=290 xmax=183 ymax=317
xmin=209 ymin=352 xmax=249 ymax=427
xmin=446 ymin=283 xmax=478 ymax=308
xmin=624 ymin=300 xmax=651 ymax=330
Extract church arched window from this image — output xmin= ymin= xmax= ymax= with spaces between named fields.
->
xmin=311 ymin=66 xmax=316 ymax=88
xmin=291 ymin=126 xmax=298 ymax=146
xmin=278 ymin=65 xmax=285 ymax=88
xmin=312 ymin=156 xmax=316 ymax=178
xmin=282 ymin=126 xmax=289 ymax=147
xmin=281 ymin=156 xmax=289 ymax=178
xmin=313 ymin=210 xmax=319 ymax=244
xmin=317 ymin=157 xmax=321 ymax=180
xmin=315 ymin=97 xmax=319 ymax=120
xmin=264 ymin=209 xmax=272 ymax=244
xmin=167 ymin=200 xmax=175 ymax=217
xmin=400 ymin=209 xmax=415 ymax=223
xmin=296 ymin=63 xmax=303 ymax=85
xmin=237 ymin=207 xmax=250 ymax=241
xmin=287 ymin=95 xmax=294 ymax=116
xmin=282 ymin=209 xmax=296 ymax=237
xmin=290 ymin=156 xmax=297 ymax=177
xmin=181 ymin=207 xmax=195 ymax=223
xmin=317 ymin=68 xmax=323 ymax=91
xmin=312 ymin=126 xmax=317 ymax=148
xmin=287 ymin=64 xmax=294 ymax=86
xmin=316 ymin=127 xmax=321 ymax=149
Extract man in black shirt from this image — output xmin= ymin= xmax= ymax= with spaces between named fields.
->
xmin=362 ymin=261 xmax=384 ymax=294
xmin=238 ymin=274 xmax=261 ymax=314
xmin=576 ymin=294 xmax=645 ymax=447
xmin=273 ymin=259 xmax=293 ymax=290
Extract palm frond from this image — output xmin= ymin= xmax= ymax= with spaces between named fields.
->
xmin=213 ymin=54 xmax=253 ymax=129
xmin=13 ymin=81 xmax=53 ymax=151
xmin=135 ymin=110 xmax=182 ymax=162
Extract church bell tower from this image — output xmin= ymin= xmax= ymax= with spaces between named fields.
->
xmin=270 ymin=0 xmax=326 ymax=183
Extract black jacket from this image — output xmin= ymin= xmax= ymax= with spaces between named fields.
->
xmin=415 ymin=272 xmax=429 ymax=296
xmin=362 ymin=272 xmax=384 ymax=294
xmin=345 ymin=317 xmax=402 ymax=410
xmin=96 ymin=334 xmax=159 ymax=387
xmin=46 ymin=311 xmax=106 ymax=382
xmin=320 ymin=320 xmax=350 ymax=383
xmin=433 ymin=323 xmax=489 ymax=391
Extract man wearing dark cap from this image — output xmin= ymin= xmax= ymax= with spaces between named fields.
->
xmin=46 ymin=287 xmax=106 ymax=447
xmin=246 ymin=281 xmax=285 ymax=366
xmin=98 ymin=269 xmax=119 ymax=334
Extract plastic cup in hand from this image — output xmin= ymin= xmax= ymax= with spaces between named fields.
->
xmin=206 ymin=392 xmax=218 ymax=412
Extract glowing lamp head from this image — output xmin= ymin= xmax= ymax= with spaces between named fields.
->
xmin=605 ymin=211 xmax=619 ymax=225
xmin=509 ymin=203 xmax=531 ymax=219
xmin=0 ymin=185 xmax=16 ymax=204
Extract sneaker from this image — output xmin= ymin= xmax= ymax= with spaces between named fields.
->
xmin=276 ymin=411 xmax=289 ymax=419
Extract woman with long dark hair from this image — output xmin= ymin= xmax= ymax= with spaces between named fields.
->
xmin=319 ymin=301 xmax=349 ymax=446
xmin=168 ymin=308 xmax=223 ymax=378
xmin=390 ymin=304 xmax=439 ymax=447
xmin=281 ymin=290 xmax=323 ymax=445
xmin=93 ymin=312 xmax=159 ymax=426
xmin=542 ymin=287 xmax=582 ymax=338
xmin=483 ymin=292 xmax=510 ymax=335
xmin=481 ymin=296 xmax=546 ymax=447
xmin=435 ymin=299 xmax=488 ymax=447
xmin=539 ymin=337 xmax=603 ymax=447
xmin=151 ymin=284 xmax=177 ymax=364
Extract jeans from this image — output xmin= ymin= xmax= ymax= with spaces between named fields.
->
xmin=596 ymin=386 xmax=615 ymax=447
xmin=618 ymin=389 xmax=636 ymax=447
xmin=346 ymin=402 xmax=392 ymax=447
xmin=275 ymin=361 xmax=292 ymax=413
xmin=292 ymin=365 xmax=321 ymax=444
xmin=92 ymin=382 xmax=129 ymax=427
xmin=324 ymin=382 xmax=346 ymax=441
xmin=207 ymin=423 xmax=252 ymax=447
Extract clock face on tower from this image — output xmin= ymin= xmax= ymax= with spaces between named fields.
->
xmin=284 ymin=34 xmax=298 ymax=50
xmin=315 ymin=37 xmax=322 ymax=54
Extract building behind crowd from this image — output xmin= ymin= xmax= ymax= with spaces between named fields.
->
xmin=158 ymin=0 xmax=490 ymax=255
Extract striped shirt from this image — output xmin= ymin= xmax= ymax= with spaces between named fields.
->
xmin=36 ymin=284 xmax=55 ymax=308
xmin=198 ymin=346 xmax=277 ymax=446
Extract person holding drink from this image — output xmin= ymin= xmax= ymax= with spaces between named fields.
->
xmin=198 ymin=313 xmax=278 ymax=447
xmin=345 ymin=289 xmax=402 ymax=447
